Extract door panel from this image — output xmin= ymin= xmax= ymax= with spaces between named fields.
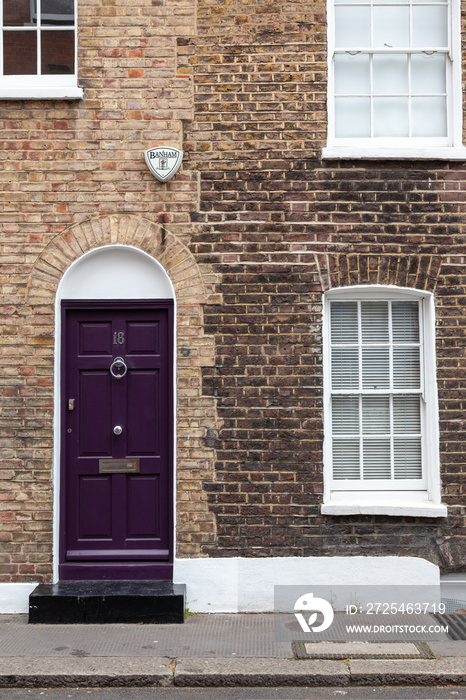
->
xmin=60 ymin=302 xmax=173 ymax=580
xmin=79 ymin=371 xmax=112 ymax=456
xmin=127 ymin=476 xmax=160 ymax=538
xmin=127 ymin=321 xmax=160 ymax=355
xmin=78 ymin=476 xmax=112 ymax=538
xmin=127 ymin=371 xmax=160 ymax=455
xmin=79 ymin=321 xmax=113 ymax=355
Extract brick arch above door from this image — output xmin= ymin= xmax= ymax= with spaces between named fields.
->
xmin=26 ymin=214 xmax=221 ymax=560
xmin=27 ymin=214 xmax=220 ymax=308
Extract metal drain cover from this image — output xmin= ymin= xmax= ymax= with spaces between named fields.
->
xmin=434 ymin=613 xmax=466 ymax=640
xmin=292 ymin=640 xmax=435 ymax=660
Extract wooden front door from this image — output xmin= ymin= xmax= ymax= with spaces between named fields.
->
xmin=60 ymin=301 xmax=173 ymax=580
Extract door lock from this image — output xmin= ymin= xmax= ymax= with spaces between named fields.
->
xmin=113 ymin=426 xmax=123 ymax=435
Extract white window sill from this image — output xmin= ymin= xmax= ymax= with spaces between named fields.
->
xmin=322 ymin=498 xmax=447 ymax=518
xmin=322 ymin=146 xmax=466 ymax=161
xmin=0 ymin=87 xmax=83 ymax=100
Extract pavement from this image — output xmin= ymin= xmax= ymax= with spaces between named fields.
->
xmin=0 ymin=613 xmax=466 ymax=688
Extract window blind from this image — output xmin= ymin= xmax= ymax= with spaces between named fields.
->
xmin=330 ymin=299 xmax=423 ymax=483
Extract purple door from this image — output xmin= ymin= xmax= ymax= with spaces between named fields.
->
xmin=60 ymin=301 xmax=174 ymax=580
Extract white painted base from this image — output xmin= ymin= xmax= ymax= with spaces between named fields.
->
xmin=0 ymin=583 xmax=37 ymax=614
xmin=173 ymin=556 xmax=440 ymax=612
xmin=0 ymin=557 xmax=440 ymax=614
xmin=440 ymin=574 xmax=466 ymax=605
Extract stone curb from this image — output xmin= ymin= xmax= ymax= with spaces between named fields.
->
xmin=173 ymin=658 xmax=349 ymax=687
xmin=0 ymin=658 xmax=174 ymax=688
xmin=0 ymin=657 xmax=465 ymax=688
xmin=348 ymin=658 xmax=466 ymax=686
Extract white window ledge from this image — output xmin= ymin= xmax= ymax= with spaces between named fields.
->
xmin=0 ymin=87 xmax=83 ymax=100
xmin=322 ymin=147 xmax=466 ymax=161
xmin=322 ymin=498 xmax=447 ymax=518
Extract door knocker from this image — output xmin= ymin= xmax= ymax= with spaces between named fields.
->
xmin=110 ymin=356 xmax=127 ymax=380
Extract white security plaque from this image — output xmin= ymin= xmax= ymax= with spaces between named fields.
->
xmin=144 ymin=147 xmax=183 ymax=183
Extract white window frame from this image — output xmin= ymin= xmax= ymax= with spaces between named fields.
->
xmin=0 ymin=0 xmax=82 ymax=99
xmin=322 ymin=285 xmax=447 ymax=517
xmin=322 ymin=0 xmax=466 ymax=160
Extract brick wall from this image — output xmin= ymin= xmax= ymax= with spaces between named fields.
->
xmin=180 ymin=0 xmax=466 ymax=570
xmin=0 ymin=0 xmax=211 ymax=582
xmin=1 ymin=0 xmax=466 ymax=582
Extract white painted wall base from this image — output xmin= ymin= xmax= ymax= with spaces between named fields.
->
xmin=173 ymin=556 xmax=440 ymax=612
xmin=0 ymin=583 xmax=37 ymax=614
xmin=0 ymin=557 xmax=440 ymax=614
xmin=440 ymin=574 xmax=466 ymax=606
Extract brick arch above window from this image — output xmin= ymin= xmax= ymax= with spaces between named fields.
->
xmin=314 ymin=252 xmax=443 ymax=293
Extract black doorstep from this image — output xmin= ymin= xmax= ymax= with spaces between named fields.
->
xmin=28 ymin=580 xmax=186 ymax=624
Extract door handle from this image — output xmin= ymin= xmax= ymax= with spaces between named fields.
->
xmin=113 ymin=426 xmax=123 ymax=435
xmin=110 ymin=356 xmax=127 ymax=380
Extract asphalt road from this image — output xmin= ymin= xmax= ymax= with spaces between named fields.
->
xmin=1 ymin=688 xmax=466 ymax=700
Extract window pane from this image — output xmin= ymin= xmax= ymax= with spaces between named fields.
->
xmin=361 ymin=301 xmax=389 ymax=342
xmin=362 ymin=347 xmax=390 ymax=389
xmin=393 ymin=395 xmax=421 ymax=433
xmin=333 ymin=439 xmax=360 ymax=479
xmin=331 ymin=301 xmax=358 ymax=343
xmin=41 ymin=30 xmax=74 ymax=74
xmin=3 ymin=0 xmax=31 ymax=26
xmin=332 ymin=348 xmax=359 ymax=390
xmin=394 ymin=437 xmax=422 ymax=479
xmin=392 ymin=301 xmax=419 ymax=342
xmin=334 ymin=53 xmax=370 ymax=95
xmin=412 ymin=6 xmax=448 ymax=47
xmin=393 ymin=347 xmax=420 ymax=389
xmin=412 ymin=54 xmax=446 ymax=94
xmin=335 ymin=7 xmax=370 ymax=47
xmin=41 ymin=0 xmax=75 ymax=26
xmin=363 ymin=438 xmax=391 ymax=479
xmin=373 ymin=97 xmax=409 ymax=137
xmin=3 ymin=30 xmax=37 ymax=74
xmin=373 ymin=6 xmax=409 ymax=47
xmin=412 ymin=97 xmax=447 ymax=137
xmin=335 ymin=97 xmax=371 ymax=137
xmin=373 ymin=55 xmax=408 ymax=95
xmin=362 ymin=395 xmax=390 ymax=434
xmin=332 ymin=396 xmax=360 ymax=434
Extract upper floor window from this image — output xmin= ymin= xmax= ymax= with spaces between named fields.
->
xmin=323 ymin=0 xmax=466 ymax=159
xmin=0 ymin=0 xmax=82 ymax=99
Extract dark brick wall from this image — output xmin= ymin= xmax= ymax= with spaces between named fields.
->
xmin=180 ymin=0 xmax=466 ymax=570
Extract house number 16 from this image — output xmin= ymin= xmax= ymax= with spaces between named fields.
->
xmin=113 ymin=331 xmax=125 ymax=345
